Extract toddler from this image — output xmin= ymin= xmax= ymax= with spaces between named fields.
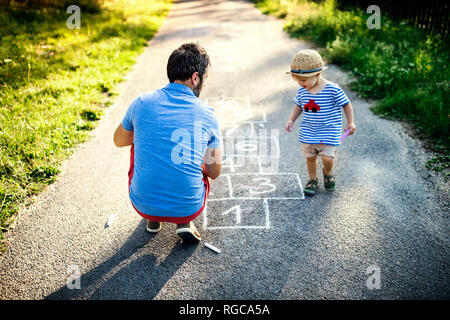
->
xmin=285 ymin=49 xmax=356 ymax=195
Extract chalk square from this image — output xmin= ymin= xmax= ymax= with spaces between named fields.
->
xmin=223 ymin=135 xmax=280 ymax=158
xmin=205 ymin=97 xmax=266 ymax=124
xmin=202 ymin=199 xmax=270 ymax=230
xmin=208 ymin=173 xmax=304 ymax=200
xmin=226 ymin=173 xmax=303 ymax=199
xmin=221 ymin=122 xmax=255 ymax=137
xmin=218 ymin=156 xmax=261 ymax=175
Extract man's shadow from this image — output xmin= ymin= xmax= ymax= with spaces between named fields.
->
xmin=46 ymin=219 xmax=197 ymax=300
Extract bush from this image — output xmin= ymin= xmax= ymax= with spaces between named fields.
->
xmin=252 ymin=0 xmax=450 ymax=175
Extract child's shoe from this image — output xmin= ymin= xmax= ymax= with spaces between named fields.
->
xmin=323 ymin=169 xmax=335 ymax=191
xmin=304 ymin=178 xmax=319 ymax=195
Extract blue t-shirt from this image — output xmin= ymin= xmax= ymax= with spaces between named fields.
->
xmin=121 ymin=83 xmax=222 ymax=218
xmin=293 ymin=82 xmax=350 ymax=146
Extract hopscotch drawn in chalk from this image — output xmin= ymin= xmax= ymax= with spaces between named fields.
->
xmin=225 ymin=134 xmax=280 ymax=158
xmin=206 ymin=96 xmax=266 ymax=138
xmin=202 ymin=97 xmax=304 ymax=230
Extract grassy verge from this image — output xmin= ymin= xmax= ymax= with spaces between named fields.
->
xmin=251 ymin=0 xmax=449 ymax=179
xmin=0 ymin=0 xmax=172 ymax=249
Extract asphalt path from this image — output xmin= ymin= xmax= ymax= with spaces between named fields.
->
xmin=0 ymin=0 xmax=449 ymax=300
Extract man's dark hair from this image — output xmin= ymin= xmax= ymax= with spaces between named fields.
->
xmin=167 ymin=43 xmax=210 ymax=83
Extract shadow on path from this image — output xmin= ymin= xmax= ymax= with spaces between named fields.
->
xmin=46 ymin=219 xmax=197 ymax=300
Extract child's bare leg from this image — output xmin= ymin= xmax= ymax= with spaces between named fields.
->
xmin=306 ymin=156 xmax=318 ymax=180
xmin=321 ymin=156 xmax=334 ymax=175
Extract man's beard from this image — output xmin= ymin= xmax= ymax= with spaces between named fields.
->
xmin=193 ymin=75 xmax=204 ymax=97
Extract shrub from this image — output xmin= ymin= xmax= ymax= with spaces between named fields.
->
xmin=252 ymin=0 xmax=450 ymax=176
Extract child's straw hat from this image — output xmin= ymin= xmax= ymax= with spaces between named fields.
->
xmin=286 ymin=49 xmax=327 ymax=77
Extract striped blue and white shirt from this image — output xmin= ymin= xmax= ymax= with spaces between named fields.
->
xmin=293 ymin=82 xmax=350 ymax=146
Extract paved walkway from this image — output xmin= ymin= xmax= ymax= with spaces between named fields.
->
xmin=0 ymin=0 xmax=448 ymax=299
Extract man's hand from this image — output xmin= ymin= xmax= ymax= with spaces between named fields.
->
xmin=202 ymin=147 xmax=222 ymax=180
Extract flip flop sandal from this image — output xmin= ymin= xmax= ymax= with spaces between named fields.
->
xmin=176 ymin=222 xmax=201 ymax=243
xmin=304 ymin=178 xmax=319 ymax=195
xmin=323 ymin=170 xmax=335 ymax=191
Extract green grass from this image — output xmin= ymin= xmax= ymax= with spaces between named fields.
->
xmin=0 ymin=0 xmax=172 ymax=249
xmin=251 ymin=0 xmax=450 ymax=180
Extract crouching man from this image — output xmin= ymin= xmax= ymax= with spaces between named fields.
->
xmin=113 ymin=43 xmax=222 ymax=243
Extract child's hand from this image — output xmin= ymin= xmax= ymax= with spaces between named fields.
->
xmin=285 ymin=120 xmax=294 ymax=132
xmin=345 ymin=122 xmax=356 ymax=135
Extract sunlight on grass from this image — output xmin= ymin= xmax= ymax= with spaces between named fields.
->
xmin=0 ymin=0 xmax=172 ymax=248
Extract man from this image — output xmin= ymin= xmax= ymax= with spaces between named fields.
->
xmin=113 ymin=43 xmax=222 ymax=243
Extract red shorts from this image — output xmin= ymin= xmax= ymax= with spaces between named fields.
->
xmin=127 ymin=144 xmax=210 ymax=224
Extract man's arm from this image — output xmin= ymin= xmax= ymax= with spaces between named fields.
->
xmin=113 ymin=123 xmax=134 ymax=147
xmin=202 ymin=147 xmax=222 ymax=180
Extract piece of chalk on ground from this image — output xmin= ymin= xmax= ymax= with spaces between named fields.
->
xmin=205 ymin=243 xmax=221 ymax=254
xmin=105 ymin=214 xmax=115 ymax=227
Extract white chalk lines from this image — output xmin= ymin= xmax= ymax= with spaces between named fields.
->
xmin=202 ymin=97 xmax=304 ymax=231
